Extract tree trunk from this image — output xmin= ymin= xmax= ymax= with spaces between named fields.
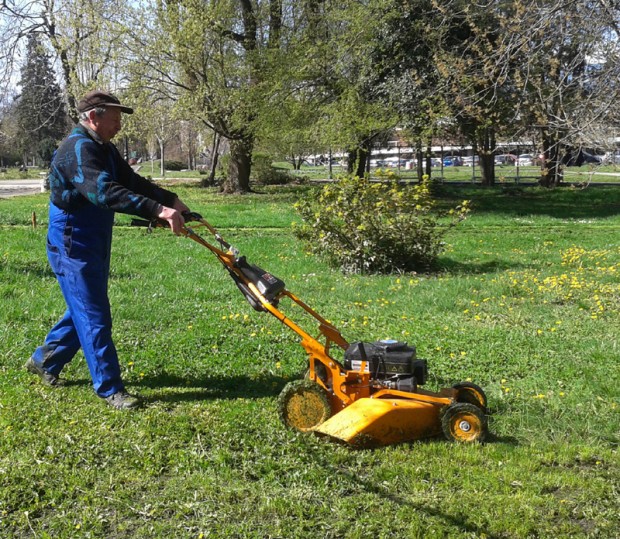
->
xmin=416 ymin=141 xmax=423 ymax=182
xmin=478 ymin=127 xmax=495 ymax=186
xmin=540 ymin=130 xmax=562 ymax=187
xmin=347 ymin=146 xmax=368 ymax=177
xmin=290 ymin=155 xmax=302 ymax=170
xmin=424 ymin=141 xmax=432 ymax=178
xmin=203 ymin=133 xmax=220 ymax=187
xmin=158 ymin=137 xmax=165 ymax=178
xmin=223 ymin=136 xmax=253 ymax=193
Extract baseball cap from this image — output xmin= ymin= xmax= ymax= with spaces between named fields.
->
xmin=77 ymin=90 xmax=134 ymax=114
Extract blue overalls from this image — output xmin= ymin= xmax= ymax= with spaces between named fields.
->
xmin=30 ymin=125 xmax=178 ymax=398
xmin=31 ymin=202 xmax=122 ymax=397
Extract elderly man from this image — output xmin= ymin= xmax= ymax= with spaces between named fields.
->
xmin=26 ymin=90 xmax=190 ymax=409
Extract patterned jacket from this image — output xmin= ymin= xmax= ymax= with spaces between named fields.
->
xmin=49 ymin=125 xmax=177 ymax=219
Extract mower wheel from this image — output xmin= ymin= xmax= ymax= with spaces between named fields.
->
xmin=452 ymin=382 xmax=488 ymax=411
xmin=278 ymin=379 xmax=332 ymax=433
xmin=441 ymin=402 xmax=488 ymax=443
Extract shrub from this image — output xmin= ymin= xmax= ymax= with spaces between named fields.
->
xmin=293 ymin=174 xmax=470 ymax=273
xmin=164 ymin=160 xmax=185 ymax=171
xmin=252 ymin=152 xmax=295 ymax=185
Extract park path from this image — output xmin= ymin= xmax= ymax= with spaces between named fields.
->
xmin=0 ymin=179 xmax=44 ymax=198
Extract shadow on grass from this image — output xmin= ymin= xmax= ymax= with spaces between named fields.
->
xmin=1 ymin=260 xmax=54 ymax=279
xmin=437 ymin=257 xmax=526 ymax=275
xmin=313 ymin=439 xmax=516 ymax=539
xmin=437 ymin=185 xmax=620 ymax=220
xmin=133 ymin=371 xmax=289 ymax=404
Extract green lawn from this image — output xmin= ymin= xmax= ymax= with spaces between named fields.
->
xmin=1 ymin=184 xmax=618 ymax=538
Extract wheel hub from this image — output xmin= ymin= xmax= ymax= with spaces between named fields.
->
xmin=458 ymin=420 xmax=471 ymax=432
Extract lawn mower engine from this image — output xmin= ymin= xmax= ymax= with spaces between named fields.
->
xmin=344 ymin=340 xmax=427 ymax=392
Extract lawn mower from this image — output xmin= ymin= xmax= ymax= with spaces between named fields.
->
xmin=132 ymin=212 xmax=489 ymax=447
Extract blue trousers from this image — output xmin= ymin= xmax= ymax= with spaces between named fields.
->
xmin=32 ymin=203 xmax=124 ymax=397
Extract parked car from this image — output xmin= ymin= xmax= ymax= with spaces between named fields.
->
xmin=561 ymin=150 xmax=601 ymax=167
xmin=494 ymin=154 xmax=516 ymax=166
xmin=442 ymin=155 xmax=463 ymax=167
xmin=515 ymin=154 xmax=534 ymax=166
xmin=603 ymin=152 xmax=620 ymax=165
xmin=578 ymin=151 xmax=601 ymax=165
xmin=370 ymin=159 xmax=388 ymax=168
xmin=463 ymin=155 xmax=480 ymax=166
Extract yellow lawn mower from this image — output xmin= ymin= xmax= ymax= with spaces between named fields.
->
xmin=133 ymin=212 xmax=489 ymax=447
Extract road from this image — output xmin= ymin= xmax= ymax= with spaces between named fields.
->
xmin=0 ymin=179 xmax=45 ymax=198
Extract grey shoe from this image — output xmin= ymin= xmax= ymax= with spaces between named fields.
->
xmin=104 ymin=390 xmax=141 ymax=410
xmin=24 ymin=357 xmax=65 ymax=387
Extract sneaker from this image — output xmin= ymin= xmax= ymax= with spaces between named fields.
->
xmin=24 ymin=357 xmax=65 ymax=387
xmin=104 ymin=390 xmax=141 ymax=410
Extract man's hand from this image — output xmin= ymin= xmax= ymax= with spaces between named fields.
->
xmin=173 ymin=198 xmax=191 ymax=214
xmin=157 ymin=206 xmax=185 ymax=235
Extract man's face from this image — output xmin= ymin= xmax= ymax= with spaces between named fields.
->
xmin=90 ymin=107 xmax=122 ymax=143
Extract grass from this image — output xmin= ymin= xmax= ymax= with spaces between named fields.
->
xmin=1 ymin=184 xmax=619 ymax=538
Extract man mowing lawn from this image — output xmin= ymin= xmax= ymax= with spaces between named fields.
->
xmin=25 ymin=89 xmax=191 ymax=410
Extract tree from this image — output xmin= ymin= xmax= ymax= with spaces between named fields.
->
xmin=488 ymin=0 xmax=620 ymax=186
xmin=15 ymin=34 xmax=67 ymax=165
xmin=301 ymin=0 xmax=398 ymax=177
xmin=370 ymin=1 xmax=447 ymax=181
xmin=0 ymin=97 xmax=23 ymax=167
xmin=1 ymin=0 xmax=136 ymax=121
xmin=125 ymin=0 xmax=294 ymax=192
xmin=122 ymin=89 xmax=181 ymax=177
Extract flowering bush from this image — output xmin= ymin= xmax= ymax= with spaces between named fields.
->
xmin=294 ymin=174 xmax=470 ymax=273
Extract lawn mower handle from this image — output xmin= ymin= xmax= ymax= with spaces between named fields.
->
xmin=130 ymin=211 xmax=203 ymax=229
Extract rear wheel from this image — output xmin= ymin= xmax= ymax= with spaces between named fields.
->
xmin=452 ymin=382 xmax=487 ymax=411
xmin=278 ymin=379 xmax=332 ymax=432
xmin=441 ymin=402 xmax=488 ymax=443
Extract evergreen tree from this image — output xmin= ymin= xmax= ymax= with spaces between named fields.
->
xmin=16 ymin=34 xmax=67 ymax=166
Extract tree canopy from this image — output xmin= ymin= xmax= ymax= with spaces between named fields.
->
xmin=0 ymin=0 xmax=618 ymax=186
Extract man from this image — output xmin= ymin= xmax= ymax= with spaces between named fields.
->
xmin=26 ymin=89 xmax=190 ymax=409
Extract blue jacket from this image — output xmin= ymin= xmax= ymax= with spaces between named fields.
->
xmin=48 ymin=125 xmax=177 ymax=219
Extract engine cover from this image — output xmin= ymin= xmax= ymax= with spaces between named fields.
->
xmin=344 ymin=340 xmax=428 ymax=389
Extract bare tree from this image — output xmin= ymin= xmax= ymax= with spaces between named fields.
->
xmin=491 ymin=0 xmax=620 ymax=185
xmin=1 ymin=0 xmax=135 ymax=119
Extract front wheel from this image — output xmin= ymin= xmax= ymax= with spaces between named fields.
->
xmin=277 ymin=379 xmax=332 ymax=432
xmin=441 ymin=402 xmax=488 ymax=443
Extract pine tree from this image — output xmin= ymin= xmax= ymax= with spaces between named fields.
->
xmin=15 ymin=34 xmax=67 ymax=166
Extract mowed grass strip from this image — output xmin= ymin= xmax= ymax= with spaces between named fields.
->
xmin=1 ymin=185 xmax=618 ymax=538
